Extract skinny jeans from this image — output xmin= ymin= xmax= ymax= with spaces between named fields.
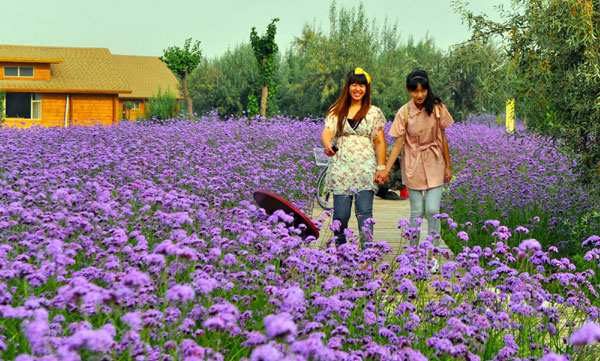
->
xmin=332 ymin=190 xmax=374 ymax=248
xmin=407 ymin=185 xmax=444 ymax=246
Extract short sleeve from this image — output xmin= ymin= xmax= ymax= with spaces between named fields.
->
xmin=389 ymin=106 xmax=406 ymax=138
xmin=370 ymin=106 xmax=386 ymax=139
xmin=439 ymin=103 xmax=454 ymax=129
xmin=324 ymin=114 xmax=337 ymax=133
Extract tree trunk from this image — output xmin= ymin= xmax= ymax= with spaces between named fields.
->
xmin=260 ymin=84 xmax=268 ymax=117
xmin=181 ymin=74 xmax=194 ymax=120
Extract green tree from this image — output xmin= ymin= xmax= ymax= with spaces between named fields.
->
xmin=275 ymin=25 xmax=328 ymax=118
xmin=282 ymin=2 xmax=380 ymax=118
xmin=454 ymin=0 xmax=600 ymax=182
xmin=284 ymin=1 xmax=444 ymax=120
xmin=160 ymin=38 xmax=202 ymax=119
xmin=123 ymin=101 xmax=134 ymax=120
xmin=376 ymin=34 xmax=444 ymax=118
xmin=438 ymin=41 xmax=511 ymax=120
xmin=188 ymin=43 xmax=259 ymax=117
xmin=250 ymin=18 xmax=280 ymax=116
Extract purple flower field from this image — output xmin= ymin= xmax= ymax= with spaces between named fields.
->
xmin=0 ymin=114 xmax=599 ymax=360
xmin=440 ymin=115 xmax=599 ymax=256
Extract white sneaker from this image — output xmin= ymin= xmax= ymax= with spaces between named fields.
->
xmin=430 ymin=258 xmax=439 ymax=274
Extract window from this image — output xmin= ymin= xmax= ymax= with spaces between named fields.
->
xmin=20 ymin=67 xmax=34 ymax=77
xmin=5 ymin=92 xmax=41 ymax=119
xmin=3 ymin=66 xmax=34 ymax=77
xmin=4 ymin=67 xmax=18 ymax=76
xmin=132 ymin=101 xmax=140 ymax=110
xmin=32 ymin=93 xmax=41 ymax=119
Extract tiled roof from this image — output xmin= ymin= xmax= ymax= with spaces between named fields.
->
xmin=0 ymin=45 xmax=182 ymax=98
xmin=0 ymin=45 xmax=130 ymax=93
xmin=112 ymin=55 xmax=182 ymax=99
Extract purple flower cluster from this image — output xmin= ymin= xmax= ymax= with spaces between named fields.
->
xmin=441 ymin=117 xmax=599 ymax=254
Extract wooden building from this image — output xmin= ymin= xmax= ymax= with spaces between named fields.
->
xmin=0 ymin=44 xmax=182 ymax=128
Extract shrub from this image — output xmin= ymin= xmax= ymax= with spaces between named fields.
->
xmin=146 ymin=86 xmax=178 ymax=121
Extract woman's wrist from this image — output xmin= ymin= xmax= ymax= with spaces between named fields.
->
xmin=376 ymin=165 xmax=386 ymax=171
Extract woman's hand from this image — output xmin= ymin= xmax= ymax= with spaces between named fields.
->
xmin=375 ymin=170 xmax=389 ymax=184
xmin=444 ymin=166 xmax=452 ymax=183
xmin=324 ymin=144 xmax=337 ymax=157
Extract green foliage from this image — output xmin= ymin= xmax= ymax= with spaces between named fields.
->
xmin=146 ymin=87 xmax=178 ymax=121
xmin=250 ymin=18 xmax=280 ymax=116
xmin=437 ymin=41 xmax=512 ymax=120
xmin=187 ymin=1 xmax=510 ymax=122
xmin=0 ymin=90 xmax=5 ymax=122
xmin=160 ymin=38 xmax=203 ymax=118
xmin=188 ymin=43 xmax=259 ymax=117
xmin=160 ymin=38 xmax=202 ymax=79
xmin=123 ymin=101 xmax=134 ymax=120
xmin=250 ymin=18 xmax=279 ymax=88
xmin=246 ymin=92 xmax=260 ymax=117
xmin=454 ymin=0 xmax=600 ymax=183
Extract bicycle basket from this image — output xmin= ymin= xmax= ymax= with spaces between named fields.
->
xmin=313 ymin=148 xmax=330 ymax=166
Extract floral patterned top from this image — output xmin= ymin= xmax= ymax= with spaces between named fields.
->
xmin=324 ymin=106 xmax=386 ymax=195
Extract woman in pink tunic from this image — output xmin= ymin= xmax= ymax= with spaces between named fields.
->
xmin=321 ymin=68 xmax=387 ymax=247
xmin=377 ymin=70 xmax=454 ymax=246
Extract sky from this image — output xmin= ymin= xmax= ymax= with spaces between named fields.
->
xmin=2 ymin=0 xmax=512 ymax=59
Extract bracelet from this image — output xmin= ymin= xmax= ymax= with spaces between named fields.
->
xmin=376 ymin=165 xmax=386 ymax=171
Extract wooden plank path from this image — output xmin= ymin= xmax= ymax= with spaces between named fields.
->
xmin=310 ymin=191 xmax=453 ymax=262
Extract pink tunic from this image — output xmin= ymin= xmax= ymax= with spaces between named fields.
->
xmin=388 ymin=100 xmax=454 ymax=190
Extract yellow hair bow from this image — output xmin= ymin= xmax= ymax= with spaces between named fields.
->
xmin=354 ymin=67 xmax=371 ymax=84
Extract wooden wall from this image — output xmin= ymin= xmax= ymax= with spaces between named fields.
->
xmin=70 ymin=94 xmax=115 ymax=126
xmin=3 ymin=92 xmax=119 ymax=128
xmin=0 ymin=62 xmax=51 ymax=81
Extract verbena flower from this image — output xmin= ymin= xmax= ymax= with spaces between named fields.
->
xmin=166 ymin=284 xmax=195 ymax=302
xmin=250 ymin=344 xmax=282 ymax=361
xmin=263 ymin=312 xmax=297 ymax=340
xmin=569 ymin=321 xmax=600 ymax=346
xmin=519 ymin=239 xmax=542 ymax=252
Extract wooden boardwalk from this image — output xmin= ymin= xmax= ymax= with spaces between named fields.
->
xmin=310 ymin=190 xmax=453 ymax=262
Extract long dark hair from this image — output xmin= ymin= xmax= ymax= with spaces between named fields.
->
xmin=406 ymin=70 xmax=442 ymax=116
xmin=327 ymin=69 xmax=371 ymax=135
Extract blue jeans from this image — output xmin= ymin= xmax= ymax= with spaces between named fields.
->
xmin=333 ymin=190 xmax=374 ymax=247
xmin=407 ymin=185 xmax=444 ymax=246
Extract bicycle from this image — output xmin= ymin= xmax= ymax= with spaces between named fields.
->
xmin=313 ymin=147 xmax=334 ymax=210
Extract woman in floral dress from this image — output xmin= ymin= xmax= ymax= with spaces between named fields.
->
xmin=321 ymin=68 xmax=387 ymax=247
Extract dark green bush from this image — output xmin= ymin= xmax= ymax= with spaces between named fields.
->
xmin=146 ymin=87 xmax=178 ymax=121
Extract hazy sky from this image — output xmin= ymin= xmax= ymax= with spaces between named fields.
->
xmin=2 ymin=0 xmax=510 ymax=58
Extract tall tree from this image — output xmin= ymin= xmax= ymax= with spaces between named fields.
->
xmin=250 ymin=18 xmax=279 ymax=116
xmin=438 ymin=41 xmax=510 ymax=120
xmin=188 ymin=43 xmax=259 ymax=117
xmin=160 ymin=38 xmax=202 ymax=119
xmin=454 ymin=0 xmax=600 ymax=183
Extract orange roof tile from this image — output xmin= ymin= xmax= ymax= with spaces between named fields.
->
xmin=112 ymin=54 xmax=182 ymax=100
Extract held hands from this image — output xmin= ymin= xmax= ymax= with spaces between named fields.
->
xmin=444 ymin=166 xmax=452 ymax=183
xmin=375 ymin=169 xmax=389 ymax=185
